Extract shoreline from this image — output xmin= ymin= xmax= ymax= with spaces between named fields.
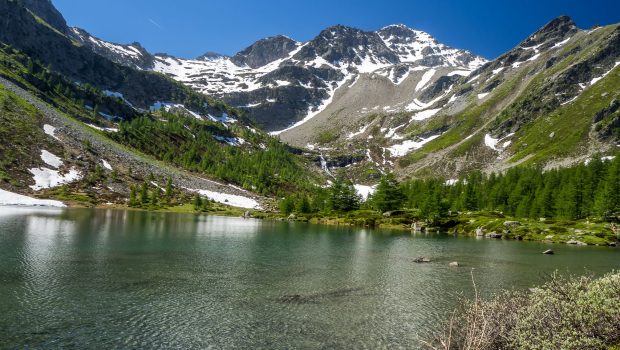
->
xmin=3 ymin=201 xmax=617 ymax=247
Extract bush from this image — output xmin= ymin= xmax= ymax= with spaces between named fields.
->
xmin=424 ymin=271 xmax=620 ymax=349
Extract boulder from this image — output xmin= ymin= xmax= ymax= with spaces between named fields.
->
xmin=504 ymin=221 xmax=521 ymax=228
xmin=543 ymin=249 xmax=554 ymax=255
xmin=487 ymin=232 xmax=502 ymax=239
xmin=287 ymin=213 xmax=296 ymax=220
xmin=413 ymin=257 xmax=431 ymax=263
xmin=545 ymin=235 xmax=554 ymax=240
xmin=566 ymin=239 xmax=587 ymax=246
xmin=449 ymin=261 xmax=459 ymax=267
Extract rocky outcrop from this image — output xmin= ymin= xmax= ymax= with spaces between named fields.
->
xmin=18 ymin=0 xmax=67 ymax=32
xmin=231 ymin=35 xmax=299 ymax=68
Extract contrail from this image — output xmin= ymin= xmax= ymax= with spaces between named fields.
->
xmin=148 ymin=18 xmax=162 ymax=29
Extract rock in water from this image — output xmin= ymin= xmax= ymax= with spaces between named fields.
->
xmin=413 ymin=257 xmax=431 ymax=263
xmin=449 ymin=261 xmax=459 ymax=267
xmin=543 ymin=249 xmax=554 ymax=255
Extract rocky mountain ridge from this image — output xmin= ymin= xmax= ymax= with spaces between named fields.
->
xmin=56 ymin=17 xmax=486 ymax=131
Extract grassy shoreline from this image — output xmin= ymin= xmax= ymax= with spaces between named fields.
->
xmin=80 ymin=201 xmax=620 ymax=246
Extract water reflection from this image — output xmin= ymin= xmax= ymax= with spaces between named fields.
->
xmin=0 ymin=207 xmax=618 ymax=349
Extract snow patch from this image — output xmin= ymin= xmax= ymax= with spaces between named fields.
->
xmin=527 ymin=53 xmax=540 ymax=62
xmin=103 ymin=90 xmax=136 ymax=109
xmin=40 ymin=150 xmax=62 ymax=168
xmin=101 ymin=159 xmax=113 ymax=171
xmin=189 ymin=188 xmax=260 ymax=209
xmin=86 ymin=124 xmax=118 ymax=133
xmin=387 ymin=134 xmax=441 ymax=157
xmin=0 ymin=188 xmax=65 ymax=207
xmin=553 ymin=37 xmax=571 ymax=48
xmin=347 ymin=123 xmax=370 ymax=139
xmin=270 ymin=74 xmax=356 ymax=135
xmin=214 ymin=135 xmax=244 ymax=146
xmin=414 ymin=69 xmax=436 ymax=92
xmin=492 ymin=67 xmax=505 ymax=75
xmin=484 ymin=133 xmax=514 ymax=151
xmin=590 ymin=61 xmax=620 ymax=86
xmin=447 ymin=70 xmax=471 ymax=77
xmin=411 ymin=108 xmax=441 ymax=121
xmin=29 ymin=168 xmax=82 ymax=191
xmin=43 ymin=124 xmax=60 ymax=141
xmin=484 ymin=134 xmax=499 ymax=150
xmin=354 ymin=184 xmax=376 ymax=201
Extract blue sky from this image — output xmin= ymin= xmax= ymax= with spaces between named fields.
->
xmin=53 ymin=0 xmax=620 ymax=60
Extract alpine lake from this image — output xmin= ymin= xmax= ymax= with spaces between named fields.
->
xmin=1 ymin=207 xmax=618 ymax=348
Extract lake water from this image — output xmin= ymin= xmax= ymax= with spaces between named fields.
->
xmin=0 ymin=207 xmax=618 ymax=348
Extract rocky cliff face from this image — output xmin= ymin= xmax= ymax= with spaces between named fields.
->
xmin=18 ymin=0 xmax=67 ymax=32
xmin=231 ymin=35 xmax=299 ymax=68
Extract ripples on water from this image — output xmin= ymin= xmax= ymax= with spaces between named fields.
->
xmin=0 ymin=207 xmax=618 ymax=348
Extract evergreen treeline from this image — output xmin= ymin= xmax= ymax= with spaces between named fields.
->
xmin=112 ymin=111 xmax=316 ymax=196
xmin=281 ymin=156 xmax=619 ymax=221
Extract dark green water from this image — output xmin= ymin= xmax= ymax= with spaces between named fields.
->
xmin=0 ymin=207 xmax=618 ymax=349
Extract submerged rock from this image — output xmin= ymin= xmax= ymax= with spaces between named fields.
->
xmin=543 ymin=249 xmax=554 ymax=255
xmin=413 ymin=257 xmax=431 ymax=263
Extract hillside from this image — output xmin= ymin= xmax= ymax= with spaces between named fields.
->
xmin=0 ymin=0 xmax=618 ymax=209
xmin=280 ymin=17 xmax=620 ymax=182
xmin=49 ymin=3 xmax=619 ymax=184
xmin=0 ymin=0 xmax=321 ymax=209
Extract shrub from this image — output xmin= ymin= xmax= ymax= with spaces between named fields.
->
xmin=424 ymin=271 xmax=620 ymax=350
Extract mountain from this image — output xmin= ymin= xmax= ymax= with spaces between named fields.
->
xmin=61 ymin=19 xmax=485 ymax=131
xmin=0 ymin=0 xmax=618 ymax=207
xmin=289 ymin=16 xmax=620 ymax=181
xmin=0 ymin=0 xmax=321 ymax=209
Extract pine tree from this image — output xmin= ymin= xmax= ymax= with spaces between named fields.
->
xmin=595 ymin=157 xmax=620 ymax=219
xmin=201 ymin=197 xmax=211 ymax=212
xmin=372 ymin=173 xmax=405 ymax=212
xmin=140 ymin=182 xmax=149 ymax=206
xmin=164 ymin=177 xmax=173 ymax=205
xmin=279 ymin=196 xmax=295 ymax=215
xmin=193 ymin=194 xmax=203 ymax=211
xmin=129 ymin=185 xmax=138 ymax=207
xmin=329 ymin=177 xmax=360 ymax=212
xmin=296 ymin=195 xmax=311 ymax=213
xmin=151 ymin=188 xmax=160 ymax=207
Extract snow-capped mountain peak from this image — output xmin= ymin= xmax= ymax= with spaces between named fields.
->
xmin=69 ymin=22 xmax=487 ymax=131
